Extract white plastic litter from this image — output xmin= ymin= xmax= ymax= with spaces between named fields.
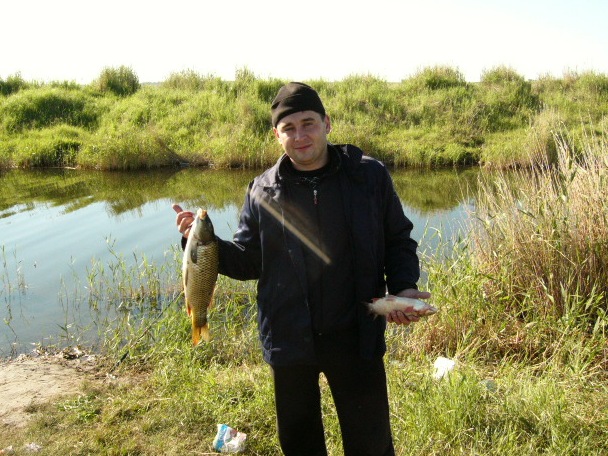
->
xmin=212 ymin=423 xmax=247 ymax=453
xmin=433 ymin=356 xmax=456 ymax=379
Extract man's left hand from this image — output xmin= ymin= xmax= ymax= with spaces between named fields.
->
xmin=386 ymin=288 xmax=432 ymax=326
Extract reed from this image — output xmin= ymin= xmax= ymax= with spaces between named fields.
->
xmin=1 ymin=245 xmax=27 ymax=355
xmin=403 ymin=127 xmax=608 ymax=376
xmin=474 ymin=128 xmax=608 ymax=321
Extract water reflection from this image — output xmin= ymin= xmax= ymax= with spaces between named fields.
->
xmin=392 ymin=167 xmax=478 ymax=213
xmin=0 ymin=167 xmax=260 ymax=218
xmin=0 ymin=166 xmax=478 ymax=356
xmin=0 ymin=167 xmax=479 ymax=218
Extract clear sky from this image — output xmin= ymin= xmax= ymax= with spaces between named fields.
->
xmin=2 ymin=0 xmax=607 ymax=84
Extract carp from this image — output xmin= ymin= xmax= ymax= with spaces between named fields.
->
xmin=367 ymin=295 xmax=437 ymax=318
xmin=182 ymin=208 xmax=219 ymax=345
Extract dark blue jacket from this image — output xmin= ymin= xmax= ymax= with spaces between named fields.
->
xmin=217 ymin=144 xmax=420 ymax=365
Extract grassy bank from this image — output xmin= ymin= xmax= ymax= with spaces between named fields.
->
xmin=2 ymin=133 xmax=607 ymax=454
xmin=1 ymin=66 xmax=607 ymax=170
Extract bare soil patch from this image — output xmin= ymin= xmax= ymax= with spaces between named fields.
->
xmin=0 ymin=349 xmax=99 ymax=428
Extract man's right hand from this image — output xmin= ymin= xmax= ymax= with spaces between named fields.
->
xmin=172 ymin=204 xmax=195 ymax=239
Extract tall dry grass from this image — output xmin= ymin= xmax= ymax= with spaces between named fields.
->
xmin=473 ymin=128 xmax=608 ymax=320
xmin=401 ymin=128 xmax=608 ymax=375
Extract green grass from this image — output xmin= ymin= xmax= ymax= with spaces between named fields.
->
xmin=1 ymin=66 xmax=607 ymax=170
xmin=2 ymin=274 xmax=606 ymax=454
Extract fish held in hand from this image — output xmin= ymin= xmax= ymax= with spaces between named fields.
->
xmin=367 ymin=295 xmax=437 ymax=318
xmin=182 ymin=208 xmax=219 ymax=345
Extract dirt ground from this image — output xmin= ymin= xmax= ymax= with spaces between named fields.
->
xmin=0 ymin=349 xmax=98 ymax=428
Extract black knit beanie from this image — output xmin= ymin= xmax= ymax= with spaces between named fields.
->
xmin=271 ymin=82 xmax=326 ymax=127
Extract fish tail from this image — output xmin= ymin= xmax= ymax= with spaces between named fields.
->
xmin=192 ymin=323 xmax=211 ymax=346
xmin=364 ymin=301 xmax=379 ymax=318
xmin=201 ymin=324 xmax=211 ymax=342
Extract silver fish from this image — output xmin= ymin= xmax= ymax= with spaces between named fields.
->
xmin=182 ymin=208 xmax=218 ymax=345
xmin=368 ymin=295 xmax=437 ymax=318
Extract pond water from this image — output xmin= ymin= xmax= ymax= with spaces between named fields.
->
xmin=0 ymin=166 xmax=479 ymax=356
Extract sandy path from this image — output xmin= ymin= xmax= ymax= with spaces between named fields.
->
xmin=0 ymin=352 xmax=97 ymax=428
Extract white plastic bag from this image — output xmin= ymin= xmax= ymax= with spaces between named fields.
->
xmin=212 ymin=423 xmax=247 ymax=453
xmin=433 ymin=356 xmax=456 ymax=379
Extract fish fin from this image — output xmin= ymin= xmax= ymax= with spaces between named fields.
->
xmin=192 ymin=325 xmax=202 ymax=346
xmin=201 ymin=324 xmax=211 ymax=342
xmin=192 ymin=323 xmax=211 ymax=346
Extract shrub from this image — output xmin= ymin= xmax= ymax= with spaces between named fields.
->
xmin=404 ymin=66 xmax=467 ymax=91
xmin=480 ymin=66 xmax=526 ymax=84
xmin=93 ymin=66 xmax=140 ymax=97
xmin=0 ymin=73 xmax=29 ymax=96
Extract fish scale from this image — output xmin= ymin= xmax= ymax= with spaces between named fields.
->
xmin=182 ymin=208 xmax=219 ymax=345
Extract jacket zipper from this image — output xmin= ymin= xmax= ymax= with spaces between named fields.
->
xmin=313 ymin=185 xmax=322 ymax=331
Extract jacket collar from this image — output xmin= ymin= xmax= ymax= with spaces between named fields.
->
xmin=256 ymin=143 xmax=364 ymax=189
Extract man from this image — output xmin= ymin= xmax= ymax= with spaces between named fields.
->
xmin=173 ymin=82 xmax=431 ymax=455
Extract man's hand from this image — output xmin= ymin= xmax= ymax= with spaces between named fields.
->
xmin=172 ymin=204 xmax=195 ymax=239
xmin=386 ymin=288 xmax=432 ymax=326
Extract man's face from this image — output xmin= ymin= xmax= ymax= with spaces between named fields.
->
xmin=273 ymin=110 xmax=331 ymax=171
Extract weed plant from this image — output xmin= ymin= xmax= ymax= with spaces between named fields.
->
xmin=1 ymin=245 xmax=27 ymax=350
